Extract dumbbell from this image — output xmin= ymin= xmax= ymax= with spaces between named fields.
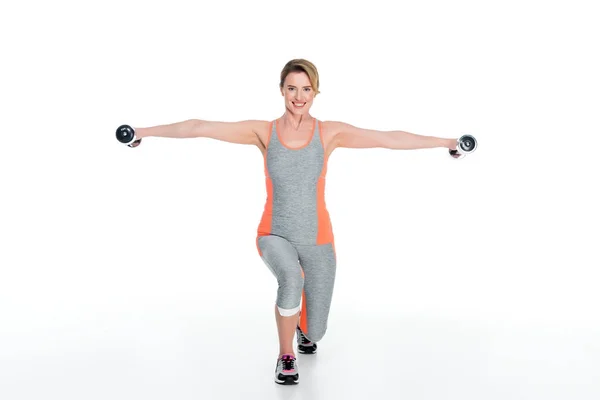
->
xmin=449 ymin=134 xmax=477 ymax=159
xmin=116 ymin=124 xmax=142 ymax=148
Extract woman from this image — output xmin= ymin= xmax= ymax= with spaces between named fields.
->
xmin=122 ymin=59 xmax=460 ymax=385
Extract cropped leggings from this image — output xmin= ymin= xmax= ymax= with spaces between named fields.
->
xmin=257 ymin=235 xmax=337 ymax=343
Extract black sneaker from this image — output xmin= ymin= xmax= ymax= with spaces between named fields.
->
xmin=274 ymin=354 xmax=299 ymax=385
xmin=296 ymin=326 xmax=317 ymax=354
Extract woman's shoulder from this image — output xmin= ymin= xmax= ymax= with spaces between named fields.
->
xmin=320 ymin=120 xmax=344 ymax=140
xmin=247 ymin=119 xmax=275 ymax=150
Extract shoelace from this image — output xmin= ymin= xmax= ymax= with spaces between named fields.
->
xmin=281 ymin=356 xmax=296 ymax=371
xmin=297 ymin=329 xmax=312 ymax=345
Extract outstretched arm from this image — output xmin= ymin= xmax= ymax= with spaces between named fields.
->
xmin=134 ymin=119 xmax=197 ymax=139
xmin=329 ymin=121 xmax=456 ymax=150
xmin=133 ymin=119 xmax=263 ymax=146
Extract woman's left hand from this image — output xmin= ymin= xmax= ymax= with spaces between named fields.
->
xmin=448 ymin=139 xmax=458 ymax=151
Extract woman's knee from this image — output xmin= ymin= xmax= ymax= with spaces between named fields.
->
xmin=275 ymin=266 xmax=304 ymax=313
xmin=277 ymin=266 xmax=304 ymax=292
xmin=307 ymin=324 xmax=328 ymax=343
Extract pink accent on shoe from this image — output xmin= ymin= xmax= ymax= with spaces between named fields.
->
xmin=280 ymin=354 xmax=297 ymax=371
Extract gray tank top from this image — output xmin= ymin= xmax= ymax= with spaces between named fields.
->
xmin=256 ymin=118 xmax=334 ymax=246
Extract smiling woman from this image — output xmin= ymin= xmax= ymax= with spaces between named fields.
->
xmin=115 ymin=57 xmax=475 ymax=386
xmin=280 ymin=59 xmax=321 ymax=113
xmin=278 ymin=60 xmax=319 ymax=121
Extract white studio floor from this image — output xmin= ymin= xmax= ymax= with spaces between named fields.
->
xmin=1 ymin=310 xmax=598 ymax=400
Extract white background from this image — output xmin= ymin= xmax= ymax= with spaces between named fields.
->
xmin=1 ymin=0 xmax=599 ymax=399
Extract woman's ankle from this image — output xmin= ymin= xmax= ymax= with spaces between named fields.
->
xmin=279 ymin=351 xmax=296 ymax=358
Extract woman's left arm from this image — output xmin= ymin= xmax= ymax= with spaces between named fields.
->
xmin=328 ymin=121 xmax=457 ymax=150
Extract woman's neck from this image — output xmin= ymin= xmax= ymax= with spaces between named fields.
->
xmin=280 ymin=112 xmax=313 ymax=131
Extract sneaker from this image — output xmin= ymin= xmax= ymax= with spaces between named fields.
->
xmin=296 ymin=326 xmax=317 ymax=354
xmin=274 ymin=354 xmax=299 ymax=385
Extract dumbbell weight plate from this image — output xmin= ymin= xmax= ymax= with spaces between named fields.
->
xmin=116 ymin=125 xmax=135 ymax=144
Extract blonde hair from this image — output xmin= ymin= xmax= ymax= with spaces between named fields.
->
xmin=279 ymin=59 xmax=320 ymax=96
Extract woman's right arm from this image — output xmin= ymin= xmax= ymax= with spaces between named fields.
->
xmin=134 ymin=119 xmax=264 ymax=146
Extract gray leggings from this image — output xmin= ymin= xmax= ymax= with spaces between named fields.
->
xmin=257 ymin=235 xmax=337 ymax=342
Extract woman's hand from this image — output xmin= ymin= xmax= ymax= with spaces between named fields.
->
xmin=448 ymin=138 xmax=461 ymax=158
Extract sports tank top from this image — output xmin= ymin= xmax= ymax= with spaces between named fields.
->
xmin=256 ymin=118 xmax=334 ymax=246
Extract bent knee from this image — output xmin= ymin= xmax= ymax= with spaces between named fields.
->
xmin=306 ymin=326 xmax=327 ymax=343
xmin=278 ymin=269 xmax=304 ymax=291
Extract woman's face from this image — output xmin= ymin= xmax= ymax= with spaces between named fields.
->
xmin=281 ymin=71 xmax=315 ymax=115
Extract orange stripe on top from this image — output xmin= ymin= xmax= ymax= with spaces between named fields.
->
xmin=257 ymin=178 xmax=274 ymax=237
xmin=316 ymin=178 xmax=333 ymax=245
xmin=256 ymin=121 xmax=275 ymax=256
xmin=317 ymin=120 xmax=334 ymax=245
